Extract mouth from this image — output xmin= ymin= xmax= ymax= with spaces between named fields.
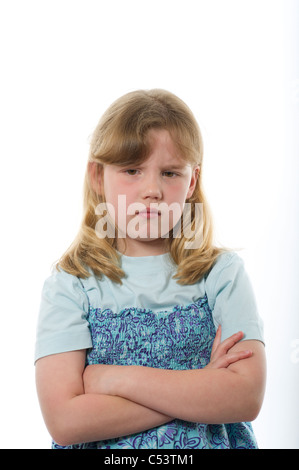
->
xmin=136 ymin=208 xmax=161 ymax=219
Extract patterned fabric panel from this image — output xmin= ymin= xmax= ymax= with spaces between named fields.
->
xmin=53 ymin=296 xmax=258 ymax=449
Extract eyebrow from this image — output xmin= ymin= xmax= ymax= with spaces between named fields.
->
xmin=167 ymin=165 xmax=187 ymax=170
xmin=161 ymin=164 xmax=190 ymax=171
xmin=119 ymin=163 xmax=188 ymax=170
xmin=118 ymin=160 xmax=190 ymax=171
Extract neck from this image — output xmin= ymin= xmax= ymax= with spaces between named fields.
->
xmin=116 ymin=238 xmax=169 ymax=257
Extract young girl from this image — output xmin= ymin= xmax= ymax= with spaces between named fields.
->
xmin=35 ymin=89 xmax=266 ymax=449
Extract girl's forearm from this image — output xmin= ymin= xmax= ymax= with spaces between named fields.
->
xmin=84 ymin=360 xmax=262 ymax=425
xmin=83 ymin=339 xmax=265 ymax=427
xmin=115 ymin=366 xmax=259 ymax=424
xmin=54 ymin=393 xmax=172 ymax=447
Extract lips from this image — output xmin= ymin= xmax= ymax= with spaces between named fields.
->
xmin=136 ymin=208 xmax=161 ymax=218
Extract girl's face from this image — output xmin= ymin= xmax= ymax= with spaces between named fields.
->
xmin=102 ymin=128 xmax=199 ymax=256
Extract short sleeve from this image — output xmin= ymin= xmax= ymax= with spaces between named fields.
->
xmin=34 ymin=268 xmax=93 ymax=363
xmin=205 ymin=252 xmax=264 ymax=343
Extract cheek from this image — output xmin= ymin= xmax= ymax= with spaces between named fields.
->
xmin=118 ymin=182 xmax=141 ymax=211
xmin=104 ymin=176 xmax=126 ymax=203
xmin=167 ymin=182 xmax=190 ymax=205
xmin=103 ymin=179 xmax=138 ymax=230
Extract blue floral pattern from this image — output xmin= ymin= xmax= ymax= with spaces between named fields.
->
xmin=53 ymin=295 xmax=258 ymax=449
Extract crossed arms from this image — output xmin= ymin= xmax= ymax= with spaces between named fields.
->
xmin=35 ymin=327 xmax=266 ymax=446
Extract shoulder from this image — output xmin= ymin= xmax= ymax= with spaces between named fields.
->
xmin=211 ymin=250 xmax=243 ymax=270
xmin=43 ymin=265 xmax=84 ymax=288
xmin=35 ymin=267 xmax=92 ymax=363
xmin=40 ymin=266 xmax=89 ymax=307
xmin=204 ymin=250 xmax=252 ymax=313
xmin=204 ymin=251 xmax=264 ymax=343
xmin=205 ymin=251 xmax=244 ymax=291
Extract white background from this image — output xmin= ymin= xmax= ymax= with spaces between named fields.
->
xmin=0 ymin=0 xmax=298 ymax=449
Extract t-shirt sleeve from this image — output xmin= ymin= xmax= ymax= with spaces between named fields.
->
xmin=34 ymin=268 xmax=93 ymax=363
xmin=205 ymin=252 xmax=264 ymax=343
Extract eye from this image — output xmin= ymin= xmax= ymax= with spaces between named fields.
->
xmin=125 ymin=169 xmax=139 ymax=176
xmin=163 ymin=171 xmax=178 ymax=178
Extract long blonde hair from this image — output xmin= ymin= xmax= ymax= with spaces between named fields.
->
xmin=57 ymin=89 xmax=224 ymax=284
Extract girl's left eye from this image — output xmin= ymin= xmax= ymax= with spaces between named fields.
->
xmin=125 ymin=169 xmax=139 ymax=175
xmin=163 ymin=171 xmax=177 ymax=178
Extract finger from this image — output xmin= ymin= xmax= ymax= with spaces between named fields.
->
xmin=215 ymin=349 xmax=252 ymax=369
xmin=217 ymin=331 xmax=244 ymax=356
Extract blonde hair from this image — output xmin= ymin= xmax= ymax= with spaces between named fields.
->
xmin=57 ymin=89 xmax=224 ymax=284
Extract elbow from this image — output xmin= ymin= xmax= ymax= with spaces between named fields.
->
xmin=241 ymin=403 xmax=261 ymax=423
xmin=244 ymin=395 xmax=264 ymax=422
xmin=239 ymin=382 xmax=265 ymax=423
xmin=48 ymin=422 xmax=74 ymax=448
xmin=45 ymin=407 xmax=80 ymax=447
xmin=52 ymin=437 xmax=76 ymax=448
xmin=218 ymin=395 xmax=264 ymax=424
xmin=51 ymin=433 xmax=69 ymax=448
xmin=221 ymin=373 xmax=266 ymax=424
xmin=50 ymin=421 xmax=80 ymax=447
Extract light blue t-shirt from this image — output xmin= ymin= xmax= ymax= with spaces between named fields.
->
xmin=35 ymin=251 xmax=264 ymax=363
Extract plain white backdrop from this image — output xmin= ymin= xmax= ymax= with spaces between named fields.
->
xmin=0 ymin=0 xmax=298 ymax=449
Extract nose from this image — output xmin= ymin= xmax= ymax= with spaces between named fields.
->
xmin=142 ymin=174 xmax=163 ymax=200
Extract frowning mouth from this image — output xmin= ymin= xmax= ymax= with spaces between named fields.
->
xmin=135 ymin=208 xmax=161 ymax=219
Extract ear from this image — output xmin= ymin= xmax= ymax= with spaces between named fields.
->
xmin=186 ymin=165 xmax=200 ymax=199
xmin=88 ymin=162 xmax=103 ymax=195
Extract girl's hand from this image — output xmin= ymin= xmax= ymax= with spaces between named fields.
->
xmin=206 ymin=326 xmax=253 ymax=370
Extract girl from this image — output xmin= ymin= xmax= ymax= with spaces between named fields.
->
xmin=35 ymin=89 xmax=266 ymax=449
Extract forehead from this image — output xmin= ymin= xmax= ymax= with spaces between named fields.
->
xmin=145 ymin=129 xmax=188 ymax=167
xmin=146 ymin=128 xmax=177 ymax=150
